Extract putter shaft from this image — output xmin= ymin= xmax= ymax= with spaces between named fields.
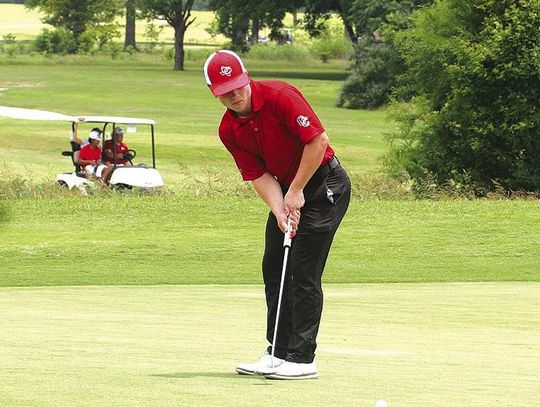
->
xmin=270 ymin=219 xmax=293 ymax=368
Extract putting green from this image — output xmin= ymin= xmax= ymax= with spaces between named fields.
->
xmin=1 ymin=283 xmax=538 ymax=406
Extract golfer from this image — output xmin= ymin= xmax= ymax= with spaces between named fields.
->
xmin=204 ymin=50 xmax=351 ymax=380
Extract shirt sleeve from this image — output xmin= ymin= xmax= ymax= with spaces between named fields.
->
xmin=219 ymin=123 xmax=266 ymax=182
xmin=275 ymin=86 xmax=325 ymax=144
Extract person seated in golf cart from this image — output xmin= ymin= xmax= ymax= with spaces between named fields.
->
xmin=77 ymin=130 xmax=113 ymax=181
xmin=102 ymin=127 xmax=131 ymax=166
xmin=72 ymin=126 xmax=102 ymax=148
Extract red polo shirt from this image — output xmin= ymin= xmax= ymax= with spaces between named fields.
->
xmin=218 ymin=80 xmax=334 ymax=186
xmin=103 ymin=140 xmax=129 ymax=164
xmin=79 ymin=144 xmax=102 ymax=162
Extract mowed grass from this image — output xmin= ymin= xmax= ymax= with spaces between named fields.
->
xmin=1 ymin=283 xmax=539 ymax=407
xmin=1 ymin=196 xmax=538 ymax=287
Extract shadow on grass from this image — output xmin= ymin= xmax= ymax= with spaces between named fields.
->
xmin=250 ymin=70 xmax=349 ymax=81
xmin=150 ymin=372 xmax=275 ymax=385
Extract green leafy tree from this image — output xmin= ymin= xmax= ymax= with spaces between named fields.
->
xmin=337 ymin=0 xmax=431 ymax=109
xmin=386 ymin=0 xmax=540 ymax=193
xmin=209 ymin=0 xmax=249 ymax=51
xmin=25 ymin=0 xmax=123 ymax=51
xmin=138 ymin=0 xmax=196 ymax=70
xmin=303 ymin=0 xmax=358 ymax=42
xmin=209 ymin=0 xmax=293 ymax=51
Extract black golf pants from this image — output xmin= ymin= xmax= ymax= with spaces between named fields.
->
xmin=262 ymin=163 xmax=351 ymax=363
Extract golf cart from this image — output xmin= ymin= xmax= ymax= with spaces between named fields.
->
xmin=0 ymin=106 xmax=164 ymax=190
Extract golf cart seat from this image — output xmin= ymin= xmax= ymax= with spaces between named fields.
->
xmin=61 ymin=141 xmax=84 ymax=173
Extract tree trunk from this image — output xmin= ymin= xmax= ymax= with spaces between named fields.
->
xmin=124 ymin=0 xmax=137 ymax=50
xmin=250 ymin=19 xmax=259 ymax=45
xmin=231 ymin=18 xmax=249 ymax=51
xmin=174 ymin=24 xmax=185 ymax=71
xmin=343 ymin=21 xmax=357 ymax=44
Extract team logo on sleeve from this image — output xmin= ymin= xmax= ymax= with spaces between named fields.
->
xmin=220 ymin=66 xmax=232 ymax=76
xmin=296 ymin=115 xmax=310 ymax=127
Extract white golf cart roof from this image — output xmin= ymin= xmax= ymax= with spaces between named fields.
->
xmin=0 ymin=106 xmax=155 ymax=125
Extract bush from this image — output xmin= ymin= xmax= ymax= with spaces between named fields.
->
xmin=387 ymin=0 xmax=540 ymax=193
xmin=34 ymin=29 xmax=77 ymax=54
xmin=77 ymin=30 xmax=96 ymax=54
xmin=309 ymin=21 xmax=352 ymax=62
xmin=338 ymin=39 xmax=404 ymax=109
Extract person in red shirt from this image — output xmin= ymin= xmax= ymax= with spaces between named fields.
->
xmin=204 ymin=50 xmax=351 ymax=380
xmin=103 ymin=127 xmax=131 ymax=166
xmin=77 ymin=130 xmax=112 ymax=181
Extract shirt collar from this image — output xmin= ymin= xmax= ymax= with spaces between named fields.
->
xmin=250 ymin=80 xmax=264 ymax=113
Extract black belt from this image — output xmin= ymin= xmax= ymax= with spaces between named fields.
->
xmin=315 ymin=156 xmax=340 ymax=178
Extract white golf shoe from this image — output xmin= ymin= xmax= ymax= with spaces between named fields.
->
xmin=235 ymin=351 xmax=285 ymax=375
xmin=263 ymin=360 xmax=318 ymax=380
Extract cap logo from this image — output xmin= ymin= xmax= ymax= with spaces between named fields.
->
xmin=296 ymin=115 xmax=310 ymax=127
xmin=220 ymin=66 xmax=233 ymax=76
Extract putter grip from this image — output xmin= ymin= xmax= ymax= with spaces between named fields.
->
xmin=283 ymin=219 xmax=292 ymax=247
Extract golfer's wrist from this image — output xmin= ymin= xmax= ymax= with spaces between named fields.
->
xmin=287 ymin=184 xmax=303 ymax=194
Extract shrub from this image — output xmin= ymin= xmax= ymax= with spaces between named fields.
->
xmin=309 ymin=21 xmax=352 ymax=62
xmin=387 ymin=0 xmax=540 ymax=193
xmin=77 ymin=31 xmax=96 ymax=54
xmin=34 ymin=28 xmax=77 ymax=54
xmin=337 ymin=39 xmax=404 ymax=109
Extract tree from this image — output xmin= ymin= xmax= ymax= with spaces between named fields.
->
xmin=303 ymin=0 xmax=359 ymax=43
xmin=25 ymin=0 xmax=123 ymax=50
xmin=337 ymin=0 xmax=430 ymax=109
xmin=139 ymin=0 xmax=196 ymax=70
xmin=209 ymin=0 xmax=249 ymax=51
xmin=124 ymin=0 xmax=137 ymax=50
xmin=209 ymin=0 xmax=293 ymax=51
xmin=386 ymin=0 xmax=540 ymax=193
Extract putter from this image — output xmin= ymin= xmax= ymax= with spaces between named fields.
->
xmin=256 ymin=218 xmax=293 ymax=375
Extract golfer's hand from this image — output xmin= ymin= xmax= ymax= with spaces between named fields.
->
xmin=276 ymin=211 xmax=300 ymax=238
xmin=284 ymin=189 xmax=304 ymax=215
xmin=284 ymin=189 xmax=304 ymax=236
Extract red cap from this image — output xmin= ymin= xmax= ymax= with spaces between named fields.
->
xmin=203 ymin=50 xmax=249 ymax=96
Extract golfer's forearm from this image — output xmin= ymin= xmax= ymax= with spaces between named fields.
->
xmin=288 ymin=132 xmax=329 ymax=193
xmin=252 ymin=172 xmax=285 ymax=216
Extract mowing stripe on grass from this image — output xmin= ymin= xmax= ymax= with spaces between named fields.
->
xmin=1 ymin=283 xmax=538 ymax=407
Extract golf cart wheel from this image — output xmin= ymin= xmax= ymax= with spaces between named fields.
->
xmin=57 ymin=180 xmax=68 ymax=188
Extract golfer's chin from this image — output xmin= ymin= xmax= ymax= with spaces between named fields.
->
xmin=231 ymin=101 xmax=251 ymax=117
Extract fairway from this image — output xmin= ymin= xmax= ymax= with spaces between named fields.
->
xmin=1 ymin=283 xmax=538 ymax=407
